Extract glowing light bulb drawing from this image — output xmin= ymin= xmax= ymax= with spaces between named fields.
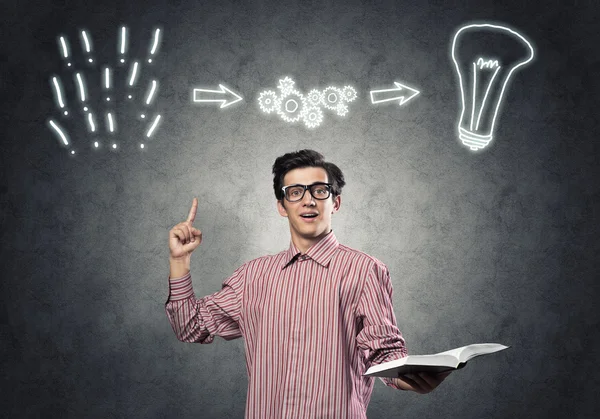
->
xmin=50 ymin=76 xmax=69 ymax=116
xmin=80 ymin=30 xmax=94 ymax=64
xmin=119 ymin=26 xmax=128 ymax=64
xmin=57 ymin=36 xmax=72 ymax=67
xmin=147 ymin=28 xmax=161 ymax=63
xmin=451 ymin=23 xmax=535 ymax=151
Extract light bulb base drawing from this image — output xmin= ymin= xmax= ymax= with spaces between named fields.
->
xmin=459 ymin=127 xmax=492 ymax=151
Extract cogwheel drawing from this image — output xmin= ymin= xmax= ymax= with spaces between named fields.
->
xmin=302 ymin=106 xmax=324 ymax=129
xmin=258 ymin=77 xmax=358 ymax=129
xmin=277 ymin=77 xmax=295 ymax=95
xmin=277 ymin=90 xmax=306 ymax=123
xmin=307 ymin=89 xmax=324 ymax=106
xmin=342 ymin=86 xmax=358 ymax=102
xmin=258 ymin=90 xmax=279 ymax=114
xmin=336 ymin=103 xmax=349 ymax=116
xmin=321 ymin=87 xmax=344 ymax=110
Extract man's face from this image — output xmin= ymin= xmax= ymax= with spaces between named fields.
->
xmin=277 ymin=166 xmax=341 ymax=244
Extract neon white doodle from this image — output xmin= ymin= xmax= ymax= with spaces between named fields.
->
xmin=46 ymin=27 xmax=164 ymax=153
xmin=258 ymin=77 xmax=357 ymax=129
xmin=50 ymin=76 xmax=68 ymax=115
xmin=451 ymin=23 xmax=535 ymax=151
xmin=146 ymin=114 xmax=161 ymax=138
xmin=369 ymin=82 xmax=420 ymax=106
xmin=257 ymin=90 xmax=279 ymax=113
xmin=192 ymin=84 xmax=243 ymax=108
xmin=58 ymin=36 xmax=72 ymax=67
xmin=48 ymin=120 xmax=69 ymax=146
xmin=80 ymin=30 xmax=94 ymax=63
xmin=119 ymin=26 xmax=128 ymax=63
xmin=148 ymin=28 xmax=161 ymax=63
xmin=145 ymin=80 xmax=158 ymax=105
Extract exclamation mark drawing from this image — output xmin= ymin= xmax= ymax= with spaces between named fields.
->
xmin=50 ymin=76 xmax=69 ymax=116
xmin=57 ymin=36 xmax=72 ymax=67
xmin=140 ymin=79 xmax=158 ymax=120
xmin=147 ymin=28 xmax=162 ymax=63
xmin=75 ymin=72 xmax=96 ymax=135
xmin=103 ymin=67 xmax=116 ymax=150
xmin=80 ymin=30 xmax=94 ymax=64
xmin=104 ymin=67 xmax=113 ymax=103
xmin=119 ymin=26 xmax=128 ymax=64
xmin=126 ymin=61 xmax=140 ymax=100
xmin=48 ymin=119 xmax=73 ymax=154
xmin=141 ymin=114 xmax=161 ymax=149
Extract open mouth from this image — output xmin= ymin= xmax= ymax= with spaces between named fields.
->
xmin=300 ymin=213 xmax=318 ymax=218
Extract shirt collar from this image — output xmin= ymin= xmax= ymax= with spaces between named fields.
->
xmin=282 ymin=230 xmax=339 ymax=270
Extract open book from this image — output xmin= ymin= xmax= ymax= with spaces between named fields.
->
xmin=364 ymin=343 xmax=509 ymax=378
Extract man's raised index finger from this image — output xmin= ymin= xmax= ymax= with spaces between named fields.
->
xmin=187 ymin=198 xmax=198 ymax=222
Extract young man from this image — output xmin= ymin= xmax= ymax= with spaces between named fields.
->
xmin=166 ymin=149 xmax=451 ymax=418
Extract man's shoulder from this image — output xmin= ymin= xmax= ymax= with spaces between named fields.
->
xmin=337 ymin=242 xmax=388 ymax=270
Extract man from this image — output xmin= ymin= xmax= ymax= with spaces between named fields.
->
xmin=166 ymin=149 xmax=451 ymax=418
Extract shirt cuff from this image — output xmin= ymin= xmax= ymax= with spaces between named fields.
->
xmin=167 ymin=271 xmax=194 ymax=300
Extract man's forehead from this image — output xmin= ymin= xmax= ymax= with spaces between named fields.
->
xmin=283 ymin=167 xmax=328 ymax=184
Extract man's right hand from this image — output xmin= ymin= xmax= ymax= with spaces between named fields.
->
xmin=169 ymin=198 xmax=203 ymax=261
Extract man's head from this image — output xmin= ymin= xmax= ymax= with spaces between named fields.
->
xmin=272 ymin=149 xmax=345 ymax=248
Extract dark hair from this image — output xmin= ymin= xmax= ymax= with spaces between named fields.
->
xmin=272 ymin=149 xmax=346 ymax=202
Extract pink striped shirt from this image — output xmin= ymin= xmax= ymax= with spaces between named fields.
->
xmin=165 ymin=230 xmax=407 ymax=418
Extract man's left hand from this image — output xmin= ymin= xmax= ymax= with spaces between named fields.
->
xmin=391 ymin=371 xmax=452 ymax=394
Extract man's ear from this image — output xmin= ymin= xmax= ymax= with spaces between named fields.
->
xmin=277 ymin=199 xmax=288 ymax=217
xmin=332 ymin=194 xmax=341 ymax=213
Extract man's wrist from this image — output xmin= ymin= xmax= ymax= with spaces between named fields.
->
xmin=169 ymin=256 xmax=191 ymax=278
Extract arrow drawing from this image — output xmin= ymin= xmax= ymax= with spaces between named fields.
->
xmin=370 ymin=82 xmax=420 ymax=106
xmin=192 ymin=84 xmax=243 ymax=108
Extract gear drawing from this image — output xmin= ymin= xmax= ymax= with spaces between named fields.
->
xmin=307 ymin=89 xmax=324 ymax=107
xmin=321 ymin=86 xmax=343 ymax=110
xmin=341 ymin=86 xmax=357 ymax=102
xmin=277 ymin=90 xmax=306 ymax=123
xmin=302 ymin=106 xmax=324 ymax=129
xmin=277 ymin=77 xmax=296 ymax=95
xmin=258 ymin=90 xmax=279 ymax=114
xmin=336 ymin=103 xmax=349 ymax=116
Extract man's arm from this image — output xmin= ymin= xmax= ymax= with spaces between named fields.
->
xmin=355 ymin=260 xmax=451 ymax=393
xmin=165 ymin=197 xmax=243 ymax=344
xmin=355 ymin=260 xmax=408 ymax=388
xmin=165 ymin=265 xmax=244 ymax=344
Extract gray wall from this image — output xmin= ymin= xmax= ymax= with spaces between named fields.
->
xmin=2 ymin=0 xmax=599 ymax=417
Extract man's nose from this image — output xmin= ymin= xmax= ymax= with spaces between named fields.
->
xmin=302 ymin=188 xmax=316 ymax=205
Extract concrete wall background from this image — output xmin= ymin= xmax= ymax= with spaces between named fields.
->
xmin=2 ymin=0 xmax=599 ymax=417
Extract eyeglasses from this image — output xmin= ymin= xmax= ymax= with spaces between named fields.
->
xmin=282 ymin=183 xmax=332 ymax=202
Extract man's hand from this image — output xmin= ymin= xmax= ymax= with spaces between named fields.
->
xmin=391 ymin=371 xmax=452 ymax=394
xmin=169 ymin=198 xmax=203 ymax=260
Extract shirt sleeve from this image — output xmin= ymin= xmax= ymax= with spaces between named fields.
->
xmin=355 ymin=260 xmax=408 ymax=390
xmin=164 ymin=264 xmax=245 ymax=344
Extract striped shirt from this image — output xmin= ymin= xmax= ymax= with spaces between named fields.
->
xmin=165 ymin=230 xmax=407 ymax=418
